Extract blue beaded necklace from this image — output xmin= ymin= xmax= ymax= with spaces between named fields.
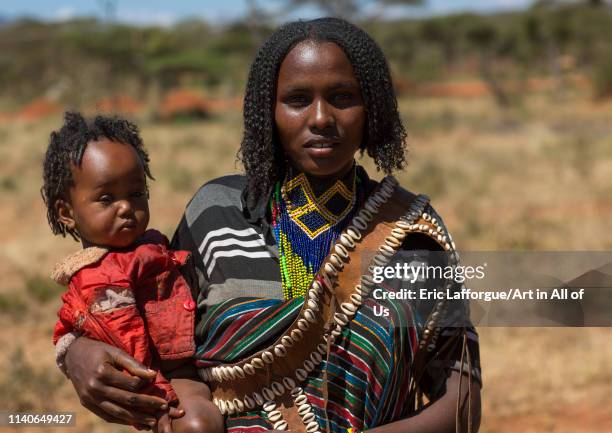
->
xmin=270 ymin=165 xmax=362 ymax=299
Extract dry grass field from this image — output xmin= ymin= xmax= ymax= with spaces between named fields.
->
xmin=0 ymin=89 xmax=610 ymax=433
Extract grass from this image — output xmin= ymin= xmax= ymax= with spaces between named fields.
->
xmin=0 ymin=293 xmax=28 ymax=316
xmin=24 ymin=274 xmax=64 ymax=303
xmin=0 ymin=89 xmax=610 ymax=432
xmin=0 ymin=176 xmax=17 ymax=191
xmin=0 ymin=346 xmax=63 ymax=412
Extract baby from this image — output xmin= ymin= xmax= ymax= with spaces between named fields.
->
xmin=42 ymin=112 xmax=222 ymax=433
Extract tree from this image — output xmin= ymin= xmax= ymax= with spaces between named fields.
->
xmin=419 ymin=17 xmax=460 ymax=67
xmin=466 ymin=20 xmax=512 ymax=107
xmin=96 ymin=0 xmax=118 ymax=22
xmin=285 ymin=0 xmax=424 ymax=21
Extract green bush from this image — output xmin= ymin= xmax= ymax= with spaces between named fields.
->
xmin=24 ymin=274 xmax=64 ymax=303
xmin=0 ymin=176 xmax=17 ymax=191
xmin=592 ymin=56 xmax=612 ymax=99
xmin=0 ymin=347 xmax=63 ymax=412
xmin=0 ymin=293 xmax=28 ymax=315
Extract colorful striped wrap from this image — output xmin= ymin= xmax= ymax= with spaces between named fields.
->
xmin=194 ymin=292 xmax=420 ymax=432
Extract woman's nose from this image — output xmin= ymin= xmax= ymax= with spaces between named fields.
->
xmin=310 ymin=99 xmax=335 ymax=131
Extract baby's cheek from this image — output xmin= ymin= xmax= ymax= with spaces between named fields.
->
xmin=137 ymin=212 xmax=150 ymax=233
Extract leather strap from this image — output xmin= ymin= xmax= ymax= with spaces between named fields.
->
xmin=206 ymin=177 xmax=451 ymax=430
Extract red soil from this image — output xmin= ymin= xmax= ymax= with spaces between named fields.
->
xmin=96 ymin=95 xmax=143 ymax=116
xmin=158 ymin=89 xmax=210 ymax=119
xmin=403 ymin=74 xmax=591 ymax=99
xmin=15 ymin=98 xmax=62 ymax=121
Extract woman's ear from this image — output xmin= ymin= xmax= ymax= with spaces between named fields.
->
xmin=55 ymin=199 xmax=76 ymax=231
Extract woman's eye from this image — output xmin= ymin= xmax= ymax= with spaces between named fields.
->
xmin=332 ymin=92 xmax=353 ymax=105
xmin=286 ymin=95 xmax=309 ymax=107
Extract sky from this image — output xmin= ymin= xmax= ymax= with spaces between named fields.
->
xmin=0 ymin=0 xmax=536 ymax=26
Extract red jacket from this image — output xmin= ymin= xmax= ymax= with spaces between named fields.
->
xmin=52 ymin=230 xmax=196 ymax=404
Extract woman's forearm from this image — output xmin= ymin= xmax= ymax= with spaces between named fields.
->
xmin=365 ymin=371 xmax=481 ymax=433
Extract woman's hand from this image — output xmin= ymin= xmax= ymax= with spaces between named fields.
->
xmin=363 ymin=369 xmax=481 ymax=433
xmin=64 ymin=336 xmax=183 ymax=428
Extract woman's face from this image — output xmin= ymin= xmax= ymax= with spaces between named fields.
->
xmin=275 ymin=40 xmax=365 ymax=178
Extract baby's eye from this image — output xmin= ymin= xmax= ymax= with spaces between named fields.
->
xmin=130 ymin=190 xmax=145 ymax=198
xmin=98 ymin=195 xmax=113 ymax=205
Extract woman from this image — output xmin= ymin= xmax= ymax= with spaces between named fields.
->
xmin=60 ymin=18 xmax=481 ymax=433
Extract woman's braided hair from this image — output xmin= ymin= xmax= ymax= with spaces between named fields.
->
xmin=41 ymin=111 xmax=153 ymax=241
xmin=238 ymin=17 xmax=407 ymax=204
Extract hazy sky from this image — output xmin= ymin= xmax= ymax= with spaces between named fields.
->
xmin=0 ymin=0 xmax=535 ymax=25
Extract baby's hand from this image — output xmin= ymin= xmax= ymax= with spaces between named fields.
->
xmin=168 ymin=407 xmax=185 ymax=419
xmin=152 ymin=404 xmax=184 ymax=433
xmin=155 ymin=411 xmax=173 ymax=433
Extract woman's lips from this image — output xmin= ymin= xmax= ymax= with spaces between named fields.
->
xmin=303 ymin=139 xmax=339 ymax=157
xmin=304 ymin=138 xmax=339 ymax=147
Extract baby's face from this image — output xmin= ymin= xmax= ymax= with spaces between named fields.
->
xmin=63 ymin=138 xmax=149 ymax=248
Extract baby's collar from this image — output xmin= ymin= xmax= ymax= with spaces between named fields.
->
xmin=50 ymin=229 xmax=166 ymax=285
xmin=51 ymin=246 xmax=108 ymax=286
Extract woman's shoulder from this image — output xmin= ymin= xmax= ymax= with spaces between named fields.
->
xmin=361 ymin=170 xmax=418 ymax=205
xmin=369 ymin=175 xmax=435 ymax=215
xmin=375 ymin=176 xmax=454 ymax=249
xmin=184 ymin=174 xmax=247 ymax=215
xmin=389 ymin=178 xmax=448 ymax=226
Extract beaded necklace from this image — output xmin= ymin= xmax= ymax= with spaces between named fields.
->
xmin=270 ymin=165 xmax=362 ymax=299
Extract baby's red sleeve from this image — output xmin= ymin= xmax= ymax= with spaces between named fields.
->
xmin=52 ymin=295 xmax=77 ymax=345
xmin=141 ymin=372 xmax=178 ymax=403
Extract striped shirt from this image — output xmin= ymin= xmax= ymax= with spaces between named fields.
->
xmin=171 ymin=171 xmax=481 ymax=432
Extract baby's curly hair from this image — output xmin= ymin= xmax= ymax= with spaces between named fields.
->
xmin=41 ymin=111 xmax=153 ymax=241
xmin=237 ymin=17 xmax=407 ymax=204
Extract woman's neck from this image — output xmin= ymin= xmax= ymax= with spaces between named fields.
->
xmin=285 ymin=162 xmax=356 ymax=197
